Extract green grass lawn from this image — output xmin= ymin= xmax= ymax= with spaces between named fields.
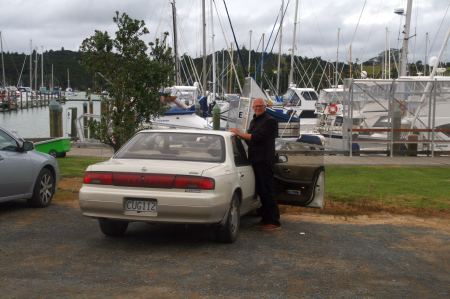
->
xmin=326 ymin=166 xmax=450 ymax=210
xmin=57 ymin=156 xmax=107 ymax=177
xmin=57 ymin=156 xmax=450 ymax=212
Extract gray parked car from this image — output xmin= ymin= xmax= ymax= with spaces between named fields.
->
xmin=0 ymin=126 xmax=59 ymax=207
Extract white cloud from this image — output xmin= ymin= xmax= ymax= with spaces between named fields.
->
xmin=0 ymin=0 xmax=448 ymax=63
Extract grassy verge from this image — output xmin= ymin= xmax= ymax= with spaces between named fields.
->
xmin=57 ymin=156 xmax=450 ymax=215
xmin=325 ymin=166 xmax=450 ymax=212
xmin=57 ymin=156 xmax=108 ymax=177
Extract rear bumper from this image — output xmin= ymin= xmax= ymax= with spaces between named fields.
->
xmin=79 ymin=185 xmax=229 ymax=224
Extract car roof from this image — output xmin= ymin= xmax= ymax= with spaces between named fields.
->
xmin=137 ymin=128 xmax=234 ymax=137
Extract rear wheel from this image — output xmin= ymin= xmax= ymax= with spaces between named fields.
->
xmin=98 ymin=219 xmax=128 ymax=237
xmin=28 ymin=168 xmax=55 ymax=208
xmin=215 ymin=193 xmax=240 ymax=243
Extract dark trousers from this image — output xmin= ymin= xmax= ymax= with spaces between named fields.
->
xmin=252 ymin=162 xmax=280 ymax=226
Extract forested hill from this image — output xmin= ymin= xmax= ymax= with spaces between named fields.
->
xmin=1 ymin=49 xmax=92 ymax=90
xmin=1 ymin=48 xmax=446 ymax=93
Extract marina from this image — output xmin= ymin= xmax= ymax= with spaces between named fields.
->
xmin=0 ymin=92 xmax=101 ymax=138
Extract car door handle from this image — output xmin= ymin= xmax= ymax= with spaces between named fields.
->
xmin=239 ymin=173 xmax=245 ymax=178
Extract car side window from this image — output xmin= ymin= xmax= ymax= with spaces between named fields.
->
xmin=232 ymin=136 xmax=250 ymax=166
xmin=0 ymin=130 xmax=18 ymax=152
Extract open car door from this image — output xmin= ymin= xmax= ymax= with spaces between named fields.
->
xmin=273 ymin=155 xmax=324 ymax=208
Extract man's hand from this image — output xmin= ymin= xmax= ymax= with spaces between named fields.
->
xmin=229 ymin=128 xmax=251 ymax=141
xmin=229 ymin=128 xmax=241 ymax=136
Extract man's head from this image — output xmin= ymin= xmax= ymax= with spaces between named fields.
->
xmin=252 ymin=98 xmax=266 ymax=117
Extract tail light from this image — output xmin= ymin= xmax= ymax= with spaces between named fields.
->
xmin=174 ymin=176 xmax=215 ymax=190
xmin=83 ymin=172 xmax=215 ymax=190
xmin=83 ymin=172 xmax=113 ymax=185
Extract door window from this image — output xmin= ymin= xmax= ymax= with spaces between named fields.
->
xmin=232 ymin=137 xmax=250 ymax=166
xmin=0 ymin=130 xmax=18 ymax=152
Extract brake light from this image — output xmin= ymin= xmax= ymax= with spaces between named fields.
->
xmin=174 ymin=175 xmax=215 ymax=190
xmin=83 ymin=172 xmax=113 ymax=185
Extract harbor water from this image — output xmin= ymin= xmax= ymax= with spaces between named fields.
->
xmin=0 ymin=92 xmax=102 ymax=138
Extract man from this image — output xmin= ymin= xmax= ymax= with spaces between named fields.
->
xmin=230 ymin=98 xmax=281 ymax=231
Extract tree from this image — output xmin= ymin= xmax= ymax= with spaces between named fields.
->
xmin=80 ymin=11 xmax=174 ymax=151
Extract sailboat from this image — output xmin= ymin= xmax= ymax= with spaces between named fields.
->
xmin=65 ymin=68 xmax=77 ymax=98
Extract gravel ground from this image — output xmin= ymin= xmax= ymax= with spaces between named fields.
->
xmin=0 ymin=198 xmax=449 ymax=298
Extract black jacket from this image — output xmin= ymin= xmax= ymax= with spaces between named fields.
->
xmin=247 ymin=111 xmax=278 ymax=164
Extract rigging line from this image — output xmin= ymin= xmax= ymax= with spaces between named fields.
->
xmin=350 ymin=0 xmax=367 ymax=46
xmin=268 ymin=0 xmax=291 ymax=54
xmin=179 ymin=57 xmax=189 ymax=84
xmin=180 ymin=56 xmax=193 ymax=84
xmin=212 ymin=0 xmax=242 ymax=93
xmin=220 ymin=0 xmax=247 ymax=77
xmin=359 ymin=0 xmax=384 ymax=62
xmin=263 ymin=6 xmax=281 ymax=54
xmin=152 ymin=1 xmax=167 ymax=41
xmin=306 ymin=56 xmax=324 ymax=88
xmin=429 ymin=1 xmax=450 ymax=54
xmin=254 ymin=2 xmax=282 ymax=73
xmin=255 ymin=0 xmax=290 ymax=82
xmin=293 ymin=58 xmax=312 ymax=87
xmin=188 ymin=55 xmax=202 ymax=88
xmin=1 ymin=33 xmax=21 ymax=82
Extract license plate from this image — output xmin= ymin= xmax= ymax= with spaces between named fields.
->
xmin=124 ymin=198 xmax=157 ymax=216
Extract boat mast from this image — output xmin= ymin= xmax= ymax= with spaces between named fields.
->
xmin=424 ymin=32 xmax=429 ymax=76
xmin=210 ymin=0 xmax=216 ymax=101
xmin=335 ymin=28 xmax=340 ymax=87
xmin=41 ymin=46 xmax=44 ymax=88
xmin=51 ymin=64 xmax=54 ymax=90
xmin=29 ymin=40 xmax=32 ymax=88
xmin=0 ymin=31 xmax=5 ymax=88
xmin=399 ymin=0 xmax=412 ymax=77
xmin=34 ymin=47 xmax=38 ymax=91
xmin=171 ymin=0 xmax=180 ymax=85
xmin=288 ymin=0 xmax=299 ymax=86
xmin=67 ymin=68 xmax=70 ymax=89
xmin=261 ymin=33 xmax=264 ymax=89
xmin=248 ymin=30 xmax=252 ymax=76
xmin=276 ymin=0 xmax=284 ymax=94
xmin=202 ymin=0 xmax=207 ymax=95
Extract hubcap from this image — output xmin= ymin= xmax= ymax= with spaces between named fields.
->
xmin=39 ymin=173 xmax=53 ymax=203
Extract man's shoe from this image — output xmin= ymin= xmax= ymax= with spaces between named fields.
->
xmin=261 ymin=223 xmax=281 ymax=231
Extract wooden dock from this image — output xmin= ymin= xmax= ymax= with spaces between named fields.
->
xmin=0 ymin=90 xmax=63 ymax=112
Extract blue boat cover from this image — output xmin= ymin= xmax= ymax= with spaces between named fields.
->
xmin=164 ymin=105 xmax=196 ymax=116
xmin=266 ymin=108 xmax=300 ymax=122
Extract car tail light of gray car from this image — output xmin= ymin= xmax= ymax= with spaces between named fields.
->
xmin=83 ymin=172 xmax=215 ymax=190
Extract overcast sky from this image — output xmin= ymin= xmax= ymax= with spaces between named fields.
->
xmin=0 ymin=0 xmax=449 ymax=64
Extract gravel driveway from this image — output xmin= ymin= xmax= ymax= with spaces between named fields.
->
xmin=1 ymin=199 xmax=449 ymax=298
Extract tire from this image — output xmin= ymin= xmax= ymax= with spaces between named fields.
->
xmin=48 ymin=150 xmax=57 ymax=157
xmin=28 ymin=168 xmax=55 ymax=208
xmin=98 ymin=219 xmax=128 ymax=237
xmin=215 ymin=193 xmax=240 ymax=243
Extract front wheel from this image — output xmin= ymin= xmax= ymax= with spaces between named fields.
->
xmin=28 ymin=168 xmax=55 ymax=208
xmin=98 ymin=219 xmax=129 ymax=237
xmin=215 ymin=193 xmax=240 ymax=243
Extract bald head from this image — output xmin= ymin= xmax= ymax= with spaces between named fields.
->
xmin=252 ymin=98 xmax=266 ymax=117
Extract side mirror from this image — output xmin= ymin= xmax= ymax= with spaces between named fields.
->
xmin=22 ymin=141 xmax=34 ymax=152
xmin=277 ymin=154 xmax=288 ymax=163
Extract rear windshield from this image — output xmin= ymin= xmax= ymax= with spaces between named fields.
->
xmin=115 ymin=132 xmax=225 ymax=163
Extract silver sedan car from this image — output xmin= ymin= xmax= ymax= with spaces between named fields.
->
xmin=0 ymin=126 xmax=59 ymax=207
xmin=79 ymin=129 xmax=324 ymax=243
